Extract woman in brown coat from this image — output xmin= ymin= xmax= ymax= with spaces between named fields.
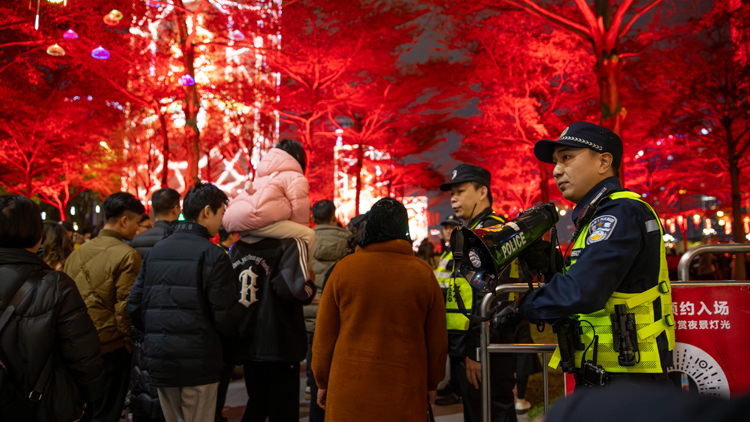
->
xmin=313 ymin=198 xmax=448 ymax=422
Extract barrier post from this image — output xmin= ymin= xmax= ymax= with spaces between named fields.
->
xmin=479 ymin=284 xmax=557 ymax=422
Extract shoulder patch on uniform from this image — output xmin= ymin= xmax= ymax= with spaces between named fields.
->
xmin=587 ymin=215 xmax=618 ymax=245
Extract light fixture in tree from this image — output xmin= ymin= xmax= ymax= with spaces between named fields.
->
xmin=179 ymin=74 xmax=195 ymax=86
xmin=63 ymin=29 xmax=78 ymax=40
xmin=103 ymin=9 xmax=123 ymax=26
xmin=229 ymin=30 xmax=245 ymax=41
xmin=91 ymin=46 xmax=111 ymax=60
xmin=46 ymin=43 xmax=65 ymax=56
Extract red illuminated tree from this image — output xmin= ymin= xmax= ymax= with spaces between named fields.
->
xmin=449 ymin=11 xmax=595 ymax=210
xmin=640 ymin=2 xmax=750 ymax=278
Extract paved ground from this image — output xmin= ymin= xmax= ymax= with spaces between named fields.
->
xmin=221 ymin=377 xmax=530 ymax=422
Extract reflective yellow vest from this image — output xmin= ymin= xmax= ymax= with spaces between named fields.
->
xmin=441 ymin=214 xmax=516 ymax=331
xmin=549 ymin=192 xmax=676 ymax=374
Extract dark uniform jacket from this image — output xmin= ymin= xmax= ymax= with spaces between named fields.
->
xmin=0 ymin=249 xmax=104 ymax=422
xmin=227 ymin=238 xmax=316 ymax=363
xmin=129 ymin=220 xmax=174 ymax=258
xmin=127 ymin=222 xmax=238 ymax=387
xmin=519 ymin=177 xmax=672 ymax=368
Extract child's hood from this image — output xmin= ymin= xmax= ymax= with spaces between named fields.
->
xmin=257 ymin=148 xmax=303 ymax=178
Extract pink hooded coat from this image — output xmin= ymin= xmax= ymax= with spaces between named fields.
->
xmin=223 ymin=148 xmax=310 ymax=232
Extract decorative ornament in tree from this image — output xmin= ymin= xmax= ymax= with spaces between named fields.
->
xmin=179 ymin=74 xmax=195 ymax=86
xmin=91 ymin=46 xmax=110 ymax=60
xmin=103 ymin=9 xmax=123 ymax=26
xmin=229 ymin=30 xmax=245 ymax=41
xmin=63 ymin=29 xmax=78 ymax=40
xmin=46 ymin=43 xmax=65 ymax=56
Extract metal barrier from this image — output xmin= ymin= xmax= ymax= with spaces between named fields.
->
xmin=479 ymin=284 xmax=557 ymax=421
xmin=677 ymin=243 xmax=750 ymax=281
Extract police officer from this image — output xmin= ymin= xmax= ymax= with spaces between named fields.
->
xmin=519 ymin=122 xmax=675 ymax=388
xmin=436 ymin=215 xmax=462 ymax=295
xmin=439 ymin=164 xmax=517 ymax=422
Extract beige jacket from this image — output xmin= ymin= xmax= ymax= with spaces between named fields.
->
xmin=64 ymin=230 xmax=141 ymax=354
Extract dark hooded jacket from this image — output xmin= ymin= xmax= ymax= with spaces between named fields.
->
xmin=0 ymin=248 xmax=104 ymax=422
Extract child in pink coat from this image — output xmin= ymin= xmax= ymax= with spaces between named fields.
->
xmin=223 ymin=139 xmax=315 ymax=270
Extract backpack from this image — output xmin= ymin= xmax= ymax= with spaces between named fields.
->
xmin=0 ymin=272 xmax=53 ymax=417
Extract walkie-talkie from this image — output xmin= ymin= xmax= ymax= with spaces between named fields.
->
xmin=611 ymin=304 xmax=638 ymax=367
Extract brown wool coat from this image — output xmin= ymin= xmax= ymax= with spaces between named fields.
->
xmin=64 ymin=230 xmax=141 ymax=355
xmin=312 ymin=239 xmax=448 ymax=422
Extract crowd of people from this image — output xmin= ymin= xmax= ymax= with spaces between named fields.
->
xmin=4 ymin=130 xmax=739 ymax=422
xmin=0 ymin=139 xmax=456 ymax=422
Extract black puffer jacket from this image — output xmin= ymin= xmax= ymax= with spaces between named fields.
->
xmin=129 ymin=220 xmax=174 ymax=258
xmin=129 ymin=221 xmax=173 ymax=420
xmin=127 ymin=222 xmax=238 ymax=387
xmin=0 ymin=248 xmax=104 ymax=422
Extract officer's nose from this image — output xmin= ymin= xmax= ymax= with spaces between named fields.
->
xmin=552 ymin=163 xmax=564 ymax=179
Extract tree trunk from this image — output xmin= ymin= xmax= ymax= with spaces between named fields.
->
xmin=730 ymin=152 xmax=746 ymax=280
xmin=595 ymin=54 xmax=626 ymax=185
xmin=539 ymin=161 xmax=549 ymax=203
xmin=175 ymin=10 xmax=200 ymax=190
xmin=354 ymin=141 xmax=364 ymax=215
xmin=156 ymin=103 xmax=170 ymax=186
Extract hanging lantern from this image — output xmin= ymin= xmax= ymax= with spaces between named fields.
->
xmin=726 ymin=220 xmax=732 ymax=236
xmin=693 ymin=214 xmax=701 ymax=228
xmin=706 ymin=219 xmax=712 ymax=230
xmin=179 ymin=74 xmax=195 ymax=86
xmin=46 ymin=43 xmax=65 ymax=56
xmin=91 ymin=46 xmax=110 ymax=60
xmin=677 ymin=215 xmax=684 ymax=226
xmin=103 ymin=9 xmax=123 ymax=26
xmin=744 ymin=217 xmax=750 ymax=235
xmin=229 ymin=30 xmax=245 ymax=41
xmin=63 ymin=29 xmax=78 ymax=40
xmin=669 ymin=223 xmax=676 ymax=234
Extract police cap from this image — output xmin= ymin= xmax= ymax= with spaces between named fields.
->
xmin=439 ymin=164 xmax=491 ymax=192
xmin=439 ymin=214 xmax=462 ymax=227
xmin=534 ymin=122 xmax=623 ymax=169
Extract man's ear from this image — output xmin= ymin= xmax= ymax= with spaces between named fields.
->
xmin=599 ymin=152 xmax=614 ymax=175
xmin=202 ymin=205 xmax=213 ymax=219
xmin=479 ymin=185 xmax=489 ymax=201
xmin=119 ymin=215 xmax=129 ymax=228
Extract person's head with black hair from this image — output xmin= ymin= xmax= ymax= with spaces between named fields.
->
xmin=218 ymin=226 xmax=238 ymax=249
xmin=312 ymin=200 xmax=337 ymax=225
xmin=60 ymin=221 xmax=74 ymax=238
xmin=276 ymin=139 xmax=306 ymax=174
xmin=346 ymin=214 xmax=368 ymax=251
xmin=137 ymin=213 xmax=153 ymax=235
xmin=42 ymin=221 xmax=74 ymax=269
xmin=182 ymin=182 xmax=229 ymax=237
xmin=0 ymin=195 xmax=44 ymax=250
xmin=102 ymin=192 xmax=146 ymax=241
xmin=151 ymin=187 xmax=181 ymax=222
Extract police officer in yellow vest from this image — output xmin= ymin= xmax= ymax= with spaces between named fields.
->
xmin=439 ymin=164 xmax=518 ymax=422
xmin=518 ymin=122 xmax=675 ymax=388
xmin=436 ymin=215 xmax=463 ymax=296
